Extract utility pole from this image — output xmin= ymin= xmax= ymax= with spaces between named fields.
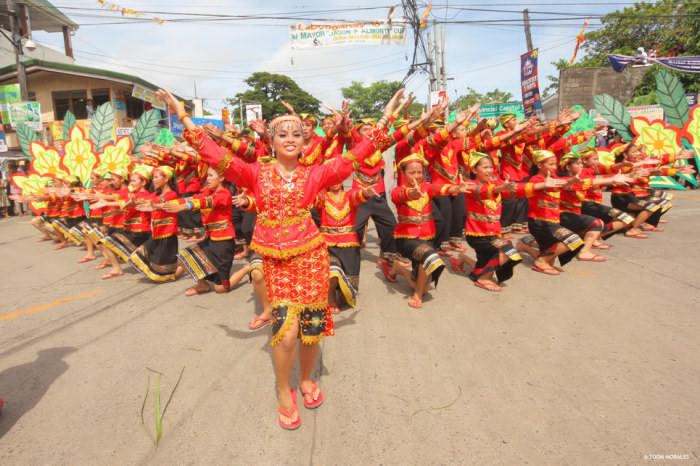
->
xmin=440 ymin=22 xmax=447 ymax=92
xmin=6 ymin=0 xmax=29 ymax=100
xmin=432 ymin=21 xmax=440 ymax=91
xmin=523 ymin=9 xmax=534 ymax=52
xmin=427 ymin=28 xmax=437 ymax=93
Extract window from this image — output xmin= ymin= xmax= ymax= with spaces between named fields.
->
xmin=126 ymin=95 xmax=146 ymax=119
xmin=91 ymin=88 xmax=110 ymax=107
xmin=52 ymin=90 xmax=88 ymax=120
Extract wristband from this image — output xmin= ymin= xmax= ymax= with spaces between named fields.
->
xmin=185 ymin=200 xmax=193 ymax=210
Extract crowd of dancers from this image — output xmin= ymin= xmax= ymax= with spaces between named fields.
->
xmin=12 ymin=87 xmax=695 ymax=430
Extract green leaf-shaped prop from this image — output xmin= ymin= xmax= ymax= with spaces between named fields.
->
xmin=63 ymin=110 xmax=77 ymax=140
xmin=89 ymin=102 xmax=115 ymax=151
xmin=153 ymin=128 xmax=176 ymax=147
xmin=130 ymin=109 xmax=162 ymax=154
xmin=655 ymin=70 xmax=689 ymax=128
xmin=16 ymin=123 xmax=39 ymax=158
xmin=593 ymin=94 xmax=634 ymax=142
xmin=566 ymin=104 xmax=596 ymax=136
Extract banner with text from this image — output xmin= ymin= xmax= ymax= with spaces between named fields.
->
xmin=479 ymin=102 xmax=525 ymax=120
xmin=290 ymin=22 xmax=406 ymax=49
xmin=520 ymin=49 xmax=544 ymax=118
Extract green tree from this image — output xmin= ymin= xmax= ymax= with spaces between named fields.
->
xmin=226 ymin=72 xmax=320 ymax=122
xmin=453 ymin=87 xmax=513 ymax=108
xmin=341 ymin=80 xmax=402 ymax=119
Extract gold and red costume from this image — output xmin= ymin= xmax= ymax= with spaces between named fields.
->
xmin=176 ymin=185 xmax=236 ymax=287
xmin=101 ymin=190 xmax=152 ymax=262
xmin=182 ymin=126 xmax=376 ymax=345
xmin=391 ymin=180 xmax=451 ymax=285
xmin=463 ymin=180 xmax=529 ymax=282
xmin=316 ymin=188 xmax=369 ymax=307
xmin=129 ymin=190 xmax=180 ymax=282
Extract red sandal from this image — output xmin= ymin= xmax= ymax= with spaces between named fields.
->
xmin=531 ymin=264 xmax=560 ymax=275
xmin=301 ymin=381 xmax=324 ymax=409
xmin=248 ymin=316 xmax=272 ymax=330
xmin=449 ymin=257 xmax=466 ymax=273
xmin=278 ymin=389 xmax=301 ymax=430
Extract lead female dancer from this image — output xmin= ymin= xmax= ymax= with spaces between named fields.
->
xmin=153 ymin=88 xmax=382 ymax=431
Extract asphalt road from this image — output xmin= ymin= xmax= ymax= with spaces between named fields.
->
xmin=0 ymin=192 xmax=699 ymax=465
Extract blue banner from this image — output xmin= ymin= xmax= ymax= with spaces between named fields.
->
xmin=520 ymin=49 xmax=544 ymax=118
xmin=168 ymin=114 xmax=224 ymax=138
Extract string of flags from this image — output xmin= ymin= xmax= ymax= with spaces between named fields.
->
xmin=96 ymin=0 xmax=166 ymax=25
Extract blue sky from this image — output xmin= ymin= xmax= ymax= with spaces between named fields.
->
xmin=34 ymin=1 xmax=638 ymax=113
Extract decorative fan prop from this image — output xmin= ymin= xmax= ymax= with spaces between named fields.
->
xmin=11 ymin=104 xmax=163 ymax=212
xmin=592 ymin=72 xmax=699 ymax=190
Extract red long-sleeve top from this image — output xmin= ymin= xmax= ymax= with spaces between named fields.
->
xmin=299 ymin=133 xmax=332 ymax=167
xmin=103 ymin=187 xmax=129 ymax=229
xmin=148 ymin=190 xmax=179 ymax=239
xmin=465 ymin=181 xmax=536 ymax=236
xmin=46 ymin=194 xmax=61 ymax=218
xmin=61 ymin=193 xmax=85 ymax=219
xmin=429 ymin=134 xmax=505 ymax=186
xmin=350 ymin=125 xmax=414 ymax=194
xmin=183 ymin=127 xmax=375 ymax=259
xmin=316 ymin=189 xmax=367 ymax=247
xmin=187 ymin=186 xmax=234 ymax=241
xmin=391 ymin=182 xmax=455 ymax=240
xmin=527 ymin=173 xmax=564 ymax=223
xmin=560 ymin=180 xmax=595 ymax=215
xmin=120 ymin=190 xmax=151 ymax=233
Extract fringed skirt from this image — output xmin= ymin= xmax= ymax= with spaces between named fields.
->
xmin=101 ymin=230 xmax=150 ymax=262
xmin=581 ymin=201 xmax=634 ymax=233
xmin=396 ymin=238 xmax=445 ymax=286
xmin=52 ymin=218 xmax=85 ymax=246
xmin=265 ymin=246 xmax=332 ymax=347
xmin=528 ymin=219 xmax=583 ymax=266
xmin=329 ymin=246 xmax=361 ymax=307
xmin=466 ymin=235 xmax=522 ymax=283
xmin=80 ymin=219 xmax=106 ymax=244
xmin=177 ymin=237 xmax=234 ymax=286
xmin=129 ymin=235 xmax=179 ymax=282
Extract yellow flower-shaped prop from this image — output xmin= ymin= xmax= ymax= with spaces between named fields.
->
xmin=630 ymin=117 xmax=682 ymax=158
xmin=97 ymin=136 xmax=133 ymax=176
xmin=11 ymin=173 xmax=53 ymax=214
xmin=597 ymin=148 xmax=615 ymax=167
xmin=682 ymin=105 xmax=700 ymax=154
xmin=61 ymin=126 xmax=98 ymax=184
xmin=29 ymin=142 xmax=69 ymax=179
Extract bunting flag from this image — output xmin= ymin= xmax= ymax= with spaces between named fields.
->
xmin=570 ymin=17 xmax=590 ymax=64
xmin=420 ymin=1 xmax=432 ymax=29
xmin=97 ymin=1 xmax=166 ymax=25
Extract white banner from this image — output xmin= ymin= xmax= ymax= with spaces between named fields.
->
xmin=245 ymin=104 xmax=262 ymax=124
xmin=132 ymin=84 xmax=166 ymax=110
xmin=290 ymin=22 xmax=406 ymax=49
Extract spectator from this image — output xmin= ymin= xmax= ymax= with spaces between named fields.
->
xmin=0 ymin=172 xmax=9 ymax=218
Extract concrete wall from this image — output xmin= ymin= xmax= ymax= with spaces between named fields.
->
xmin=558 ymin=66 xmax=648 ymax=112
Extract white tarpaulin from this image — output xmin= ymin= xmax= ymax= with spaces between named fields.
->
xmin=290 ymin=22 xmax=406 ymax=49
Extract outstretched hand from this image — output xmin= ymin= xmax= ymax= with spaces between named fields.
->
xmin=155 ymin=89 xmax=185 ymax=117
